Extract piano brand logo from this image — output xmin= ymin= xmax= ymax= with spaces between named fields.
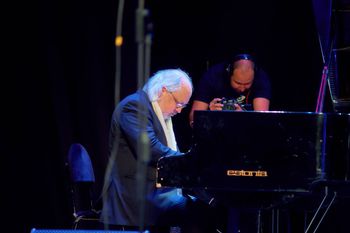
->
xmin=227 ymin=170 xmax=268 ymax=177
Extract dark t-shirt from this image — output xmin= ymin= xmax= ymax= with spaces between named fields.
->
xmin=194 ymin=62 xmax=271 ymax=107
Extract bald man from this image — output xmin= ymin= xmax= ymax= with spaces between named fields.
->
xmin=189 ymin=54 xmax=271 ymax=126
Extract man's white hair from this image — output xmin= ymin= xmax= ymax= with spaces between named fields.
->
xmin=143 ymin=69 xmax=193 ymax=101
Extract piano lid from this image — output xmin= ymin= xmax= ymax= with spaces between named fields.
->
xmin=190 ymin=110 xmax=349 ymax=191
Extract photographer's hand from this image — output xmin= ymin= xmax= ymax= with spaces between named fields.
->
xmin=209 ymin=98 xmax=223 ymax=111
xmin=234 ymin=103 xmax=244 ymax=111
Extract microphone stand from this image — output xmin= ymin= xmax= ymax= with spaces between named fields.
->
xmin=135 ymin=0 xmax=152 ymax=232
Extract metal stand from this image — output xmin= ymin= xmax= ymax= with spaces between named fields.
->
xmin=135 ymin=1 xmax=153 ymax=232
xmin=305 ymin=186 xmax=337 ymax=233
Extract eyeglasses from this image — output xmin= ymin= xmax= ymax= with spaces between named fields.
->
xmin=169 ymin=92 xmax=187 ymax=109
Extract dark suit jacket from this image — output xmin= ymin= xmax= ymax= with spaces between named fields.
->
xmin=101 ymin=90 xmax=184 ymax=227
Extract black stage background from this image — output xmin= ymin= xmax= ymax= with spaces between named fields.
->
xmin=4 ymin=0 xmax=345 ymax=233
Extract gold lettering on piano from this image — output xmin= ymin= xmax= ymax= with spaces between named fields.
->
xmin=227 ymin=170 xmax=268 ymax=177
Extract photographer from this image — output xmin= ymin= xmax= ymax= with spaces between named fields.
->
xmin=189 ymin=53 xmax=271 ymax=126
xmin=188 ymin=53 xmax=272 ymax=232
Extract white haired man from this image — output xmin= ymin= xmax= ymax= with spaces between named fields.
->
xmin=101 ymin=69 xmax=217 ymax=233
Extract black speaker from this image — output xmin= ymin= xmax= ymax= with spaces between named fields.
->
xmin=30 ymin=229 xmax=146 ymax=233
xmin=226 ymin=53 xmax=256 ymax=76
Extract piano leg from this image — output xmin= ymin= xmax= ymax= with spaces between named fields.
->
xmin=257 ymin=210 xmax=262 ymax=233
xmin=271 ymin=208 xmax=280 ymax=233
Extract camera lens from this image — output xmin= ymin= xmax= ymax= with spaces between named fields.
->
xmin=222 ymin=98 xmax=236 ymax=110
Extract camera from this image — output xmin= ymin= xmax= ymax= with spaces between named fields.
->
xmin=220 ymin=98 xmax=238 ymax=110
xmin=220 ymin=96 xmax=251 ymax=111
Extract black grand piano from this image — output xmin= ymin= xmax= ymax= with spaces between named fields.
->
xmin=158 ymin=111 xmax=349 ymax=191
xmin=156 ymin=111 xmax=350 ymax=232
